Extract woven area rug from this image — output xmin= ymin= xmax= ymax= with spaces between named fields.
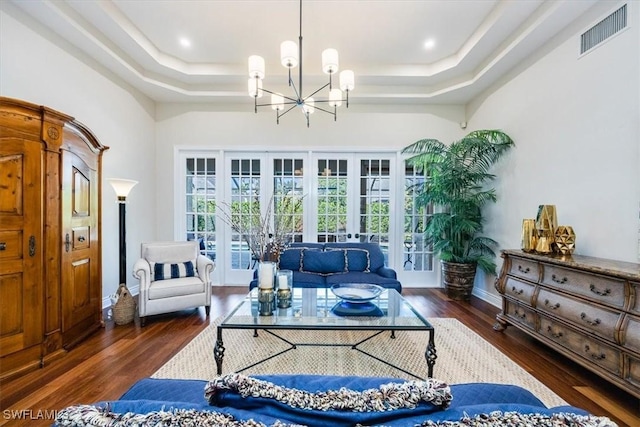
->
xmin=152 ymin=317 xmax=566 ymax=408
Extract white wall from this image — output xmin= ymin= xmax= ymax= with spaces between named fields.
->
xmin=467 ymin=1 xmax=640 ymax=300
xmin=0 ymin=9 xmax=157 ymax=303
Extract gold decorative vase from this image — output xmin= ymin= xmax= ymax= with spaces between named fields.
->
xmin=535 ymin=205 xmax=557 ymax=254
xmin=554 ymin=226 xmax=576 ymax=255
xmin=521 ymin=219 xmax=537 ymax=252
xmin=535 ymin=205 xmax=557 ymax=233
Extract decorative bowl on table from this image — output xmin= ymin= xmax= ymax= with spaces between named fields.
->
xmin=330 ymin=283 xmax=384 ymax=303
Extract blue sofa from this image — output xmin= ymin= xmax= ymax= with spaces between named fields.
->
xmin=53 ymin=375 xmax=611 ymax=427
xmin=250 ymin=242 xmax=402 ymax=292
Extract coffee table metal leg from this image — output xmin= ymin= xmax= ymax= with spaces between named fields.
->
xmin=425 ymin=329 xmax=437 ymax=378
xmin=214 ymin=326 xmax=225 ymax=375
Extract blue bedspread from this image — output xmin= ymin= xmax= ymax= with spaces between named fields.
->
xmin=96 ymin=375 xmax=588 ymax=427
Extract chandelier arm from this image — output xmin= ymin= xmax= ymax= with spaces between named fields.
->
xmin=255 ymin=101 xmax=298 ymax=108
xmin=288 ymin=75 xmax=302 ymax=103
xmin=303 ymin=82 xmax=331 ymax=101
xmin=278 ymin=104 xmax=299 ymax=118
xmin=312 ymin=105 xmax=337 ymax=116
xmin=259 ymin=87 xmax=299 ymax=104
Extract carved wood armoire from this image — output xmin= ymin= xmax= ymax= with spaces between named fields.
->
xmin=0 ymin=97 xmax=107 ymax=381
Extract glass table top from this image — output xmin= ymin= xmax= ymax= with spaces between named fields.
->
xmin=220 ymin=287 xmax=433 ymax=331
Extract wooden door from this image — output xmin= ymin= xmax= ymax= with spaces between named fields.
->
xmin=60 ymin=148 xmax=101 ymax=348
xmin=0 ymin=138 xmax=44 ymax=379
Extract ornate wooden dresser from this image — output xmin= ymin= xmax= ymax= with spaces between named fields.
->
xmin=495 ymin=249 xmax=640 ymax=398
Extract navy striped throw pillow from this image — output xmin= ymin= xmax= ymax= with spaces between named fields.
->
xmin=152 ymin=261 xmax=197 ymax=281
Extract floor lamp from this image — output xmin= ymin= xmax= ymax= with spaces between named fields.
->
xmin=108 ymin=179 xmax=138 ymax=284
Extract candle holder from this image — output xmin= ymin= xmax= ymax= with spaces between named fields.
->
xmin=257 ymin=261 xmax=277 ymax=291
xmin=277 ymin=288 xmax=292 ymax=308
xmin=258 ymin=289 xmax=275 ymax=316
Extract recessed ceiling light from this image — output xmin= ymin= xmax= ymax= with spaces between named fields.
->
xmin=423 ymin=38 xmax=436 ymax=50
xmin=179 ymin=37 xmax=191 ymax=48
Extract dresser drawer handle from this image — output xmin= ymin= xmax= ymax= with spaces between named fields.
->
xmin=546 ymin=326 xmax=563 ymax=339
xmin=580 ymin=312 xmax=601 ymax=326
xmin=584 ymin=344 xmax=605 ymax=360
xmin=589 ymin=284 xmax=611 ymax=296
xmin=517 ymin=265 xmax=530 ymax=274
xmin=515 ymin=310 xmax=526 ymax=320
xmin=511 ymin=286 xmax=524 ymax=295
xmin=544 ymin=299 xmax=560 ymax=310
xmin=551 ymin=274 xmax=567 ymax=284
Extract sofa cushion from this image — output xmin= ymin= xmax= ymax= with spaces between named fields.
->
xmin=278 ymin=247 xmax=321 ymax=271
xmin=327 ymin=248 xmax=370 ymax=272
xmin=151 ymin=261 xmax=197 ymax=281
xmin=300 ymin=249 xmax=347 ymax=275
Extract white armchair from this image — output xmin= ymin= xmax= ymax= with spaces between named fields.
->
xmin=133 ymin=241 xmax=215 ymax=326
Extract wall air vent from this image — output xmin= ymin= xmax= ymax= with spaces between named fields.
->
xmin=581 ymin=4 xmax=627 ymax=54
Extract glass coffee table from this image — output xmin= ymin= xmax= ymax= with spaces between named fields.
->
xmin=214 ymin=287 xmax=436 ymax=379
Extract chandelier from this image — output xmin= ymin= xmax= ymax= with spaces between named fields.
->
xmin=247 ymin=0 xmax=355 ymax=127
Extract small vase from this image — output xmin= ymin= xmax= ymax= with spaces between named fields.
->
xmin=554 ymin=226 xmax=576 ymax=255
xmin=521 ymin=219 xmax=537 ymax=252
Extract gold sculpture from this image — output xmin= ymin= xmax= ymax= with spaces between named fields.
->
xmin=554 ymin=226 xmax=576 ymax=255
xmin=521 ymin=219 xmax=537 ymax=252
xmin=535 ymin=205 xmax=557 ymax=254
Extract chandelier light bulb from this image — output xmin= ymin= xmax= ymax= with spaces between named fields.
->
xmin=271 ymin=93 xmax=284 ymax=111
xmin=339 ymin=69 xmax=355 ymax=91
xmin=248 ymin=55 xmax=265 ymax=79
xmin=329 ymin=88 xmax=342 ymax=107
xmin=280 ymin=41 xmax=298 ymax=68
xmin=248 ymin=78 xmax=263 ymax=98
xmin=322 ymin=48 xmax=339 ymax=74
xmin=302 ymin=97 xmax=315 ymax=114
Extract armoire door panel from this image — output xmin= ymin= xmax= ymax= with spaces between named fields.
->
xmin=0 ymin=230 xmax=22 ymax=261
xmin=61 ymin=149 xmax=101 ymax=348
xmin=0 ymin=274 xmax=23 ymax=337
xmin=0 ymin=138 xmax=43 ymax=368
xmin=72 ymin=167 xmax=90 ymax=216
xmin=72 ymin=226 xmax=90 ymax=250
xmin=0 ymin=153 xmax=23 ymax=215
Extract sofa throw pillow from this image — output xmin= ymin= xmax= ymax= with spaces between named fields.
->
xmin=327 ymin=248 xmax=370 ymax=272
xmin=278 ymin=247 xmax=321 ymax=271
xmin=300 ymin=249 xmax=347 ymax=275
xmin=151 ymin=261 xmax=197 ymax=281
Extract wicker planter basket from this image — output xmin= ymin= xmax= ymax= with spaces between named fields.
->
xmin=113 ymin=283 xmax=136 ymax=325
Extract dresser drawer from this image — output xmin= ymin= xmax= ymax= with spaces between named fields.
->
xmin=504 ymin=277 xmax=536 ymax=305
xmin=507 ymin=257 xmax=539 ymax=282
xmin=625 ymin=353 xmax=640 ymax=389
xmin=537 ymin=288 xmax=621 ymax=341
xmin=622 ymin=315 xmax=640 ymax=355
xmin=541 ymin=264 xmax=626 ymax=309
xmin=504 ymin=299 xmax=536 ymax=330
xmin=539 ymin=316 xmax=621 ymax=376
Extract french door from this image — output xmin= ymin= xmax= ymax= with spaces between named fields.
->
xmin=178 ymin=150 xmax=437 ymax=287
xmin=310 ymin=154 xmax=394 ymax=264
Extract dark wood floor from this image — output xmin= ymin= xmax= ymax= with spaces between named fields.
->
xmin=0 ymin=287 xmax=637 ymax=426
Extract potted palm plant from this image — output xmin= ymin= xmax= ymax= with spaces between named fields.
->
xmin=402 ymin=129 xmax=514 ymax=300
